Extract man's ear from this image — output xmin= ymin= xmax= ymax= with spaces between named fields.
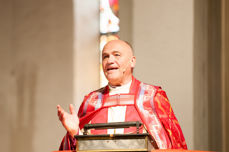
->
xmin=130 ymin=56 xmax=136 ymax=68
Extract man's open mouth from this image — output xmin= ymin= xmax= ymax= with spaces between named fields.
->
xmin=107 ymin=67 xmax=118 ymax=71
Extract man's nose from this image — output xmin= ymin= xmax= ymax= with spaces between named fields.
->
xmin=107 ymin=55 xmax=115 ymax=63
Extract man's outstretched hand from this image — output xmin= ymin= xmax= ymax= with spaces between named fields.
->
xmin=57 ymin=104 xmax=79 ymax=138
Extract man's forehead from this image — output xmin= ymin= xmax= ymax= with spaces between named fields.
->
xmin=102 ymin=40 xmax=133 ymax=54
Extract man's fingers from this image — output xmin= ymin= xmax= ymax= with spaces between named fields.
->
xmin=69 ymin=104 xmax=76 ymax=115
xmin=58 ymin=110 xmax=65 ymax=121
xmin=57 ymin=105 xmax=63 ymax=117
xmin=57 ymin=105 xmax=65 ymax=121
xmin=57 ymin=104 xmax=76 ymax=123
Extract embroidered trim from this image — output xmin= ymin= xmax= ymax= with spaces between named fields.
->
xmin=103 ymin=94 xmax=135 ymax=107
xmin=136 ymin=83 xmax=170 ymax=149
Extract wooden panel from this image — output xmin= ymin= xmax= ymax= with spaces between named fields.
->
xmin=207 ymin=0 xmax=222 ymax=151
xmin=222 ymin=0 xmax=229 ymax=151
xmin=193 ymin=0 xmax=209 ymax=150
xmin=194 ymin=0 xmax=223 ymax=151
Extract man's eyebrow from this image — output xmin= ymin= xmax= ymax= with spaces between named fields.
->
xmin=112 ymin=51 xmax=121 ymax=54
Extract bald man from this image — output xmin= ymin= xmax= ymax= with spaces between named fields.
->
xmin=57 ymin=40 xmax=187 ymax=150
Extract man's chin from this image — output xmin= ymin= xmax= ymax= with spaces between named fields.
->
xmin=106 ymin=76 xmax=120 ymax=85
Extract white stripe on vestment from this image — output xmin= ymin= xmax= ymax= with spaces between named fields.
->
xmin=107 ymin=80 xmax=132 ymax=134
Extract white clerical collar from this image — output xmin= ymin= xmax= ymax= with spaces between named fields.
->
xmin=108 ymin=80 xmax=132 ymax=95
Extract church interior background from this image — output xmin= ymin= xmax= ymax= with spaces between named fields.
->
xmin=0 ymin=0 xmax=229 ymax=152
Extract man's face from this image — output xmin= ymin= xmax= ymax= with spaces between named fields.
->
xmin=102 ymin=40 xmax=136 ymax=86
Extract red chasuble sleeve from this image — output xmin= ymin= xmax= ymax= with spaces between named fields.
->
xmin=59 ymin=132 xmax=76 ymax=150
xmin=154 ymin=88 xmax=187 ymax=149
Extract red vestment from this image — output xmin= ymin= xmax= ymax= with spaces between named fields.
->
xmin=59 ymin=77 xmax=187 ymax=150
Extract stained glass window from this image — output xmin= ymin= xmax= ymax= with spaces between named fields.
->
xmin=100 ymin=0 xmax=120 ymax=87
